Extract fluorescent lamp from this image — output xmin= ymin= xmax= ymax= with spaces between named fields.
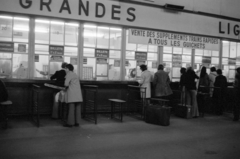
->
xmin=14 ymin=17 xmax=29 ymax=21
xmin=84 ymin=32 xmax=103 ymax=37
xmin=35 ymin=20 xmax=50 ymax=24
xmin=13 ymin=27 xmax=29 ymax=31
xmin=35 ymin=29 xmax=48 ymax=33
xmin=51 ymin=21 xmax=64 ymax=25
xmin=84 ymin=25 xmax=97 ymax=28
xmin=110 ymin=28 xmax=122 ymax=31
xmin=65 ymin=23 xmax=79 ymax=27
xmin=222 ymin=41 xmax=229 ymax=43
xmin=98 ymin=27 xmax=109 ymax=30
xmin=0 ymin=16 xmax=13 ymax=19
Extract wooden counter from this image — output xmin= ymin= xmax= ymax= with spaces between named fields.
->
xmin=2 ymin=79 xmax=138 ymax=116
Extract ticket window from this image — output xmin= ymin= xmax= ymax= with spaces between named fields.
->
xmin=125 ymin=30 xmax=158 ymax=81
xmin=83 ymin=24 xmax=122 ymax=81
xmin=34 ymin=19 xmax=79 ymax=79
xmin=222 ymin=41 xmax=240 ymax=82
xmin=163 ymin=46 xmax=192 ymax=82
xmin=0 ymin=15 xmax=29 ymax=79
xmin=194 ymin=49 xmax=220 ymax=76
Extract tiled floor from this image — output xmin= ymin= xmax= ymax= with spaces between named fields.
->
xmin=0 ymin=113 xmax=239 ymax=159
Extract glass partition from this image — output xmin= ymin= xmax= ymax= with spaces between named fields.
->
xmin=125 ymin=30 xmax=158 ymax=81
xmin=163 ymin=46 xmax=192 ymax=81
xmin=34 ymin=18 xmax=79 ymax=79
xmin=222 ymin=41 xmax=240 ymax=82
xmin=0 ymin=15 xmax=29 ymax=79
xmin=83 ymin=24 xmax=122 ymax=81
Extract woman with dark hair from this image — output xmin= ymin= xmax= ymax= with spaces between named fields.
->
xmin=64 ymin=64 xmax=83 ymax=127
xmin=198 ymin=66 xmax=210 ymax=93
xmin=137 ymin=64 xmax=153 ymax=104
xmin=185 ymin=67 xmax=199 ymax=117
xmin=233 ymin=67 xmax=240 ymax=121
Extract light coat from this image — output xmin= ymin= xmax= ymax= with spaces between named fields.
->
xmin=153 ymin=70 xmax=172 ymax=97
xmin=138 ymin=70 xmax=153 ymax=98
xmin=64 ymin=71 xmax=83 ymax=103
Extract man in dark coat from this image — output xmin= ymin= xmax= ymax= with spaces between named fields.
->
xmin=213 ymin=69 xmax=227 ymax=115
xmin=50 ymin=62 xmax=67 ymax=87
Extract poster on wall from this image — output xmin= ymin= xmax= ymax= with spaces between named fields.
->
xmin=49 ymin=45 xmax=64 ymax=55
xmin=82 ymin=67 xmax=93 ymax=80
xmin=229 ymin=58 xmax=236 ymax=65
xmin=0 ymin=42 xmax=14 ymax=52
xmin=172 ymin=54 xmax=182 ymax=62
xmin=129 ymin=28 xmax=220 ymax=51
xmin=172 ymin=62 xmax=182 ymax=67
xmin=18 ymin=44 xmax=26 ymax=52
xmin=35 ymin=55 xmax=39 ymax=62
xmin=50 ymin=56 xmax=63 ymax=62
xmin=135 ymin=52 xmax=147 ymax=61
xmin=95 ymin=49 xmax=109 ymax=58
xmin=202 ymin=56 xmax=211 ymax=64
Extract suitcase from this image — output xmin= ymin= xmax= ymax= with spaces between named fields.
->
xmin=175 ymin=89 xmax=192 ymax=119
xmin=145 ymin=105 xmax=171 ymax=126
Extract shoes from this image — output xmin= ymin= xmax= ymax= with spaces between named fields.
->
xmin=63 ymin=124 xmax=73 ymax=128
xmin=74 ymin=123 xmax=80 ymax=127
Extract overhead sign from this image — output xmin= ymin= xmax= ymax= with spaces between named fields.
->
xmin=129 ymin=28 xmax=220 ymax=51
xmin=135 ymin=52 xmax=147 ymax=61
xmin=95 ymin=49 xmax=109 ymax=58
xmin=202 ymin=56 xmax=211 ymax=64
xmin=0 ymin=42 xmax=14 ymax=52
xmin=49 ymin=45 xmax=64 ymax=55
xmin=172 ymin=54 xmax=182 ymax=62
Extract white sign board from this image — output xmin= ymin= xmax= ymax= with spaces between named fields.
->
xmin=129 ymin=28 xmax=220 ymax=51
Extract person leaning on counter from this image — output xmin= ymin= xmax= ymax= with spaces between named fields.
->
xmin=63 ymin=64 xmax=83 ymax=127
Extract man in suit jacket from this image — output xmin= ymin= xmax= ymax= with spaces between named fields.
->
xmin=153 ymin=64 xmax=172 ymax=99
xmin=213 ymin=69 xmax=227 ymax=115
xmin=50 ymin=62 xmax=68 ymax=87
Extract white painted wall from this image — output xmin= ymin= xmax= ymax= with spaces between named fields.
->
xmin=150 ymin=0 xmax=240 ymax=19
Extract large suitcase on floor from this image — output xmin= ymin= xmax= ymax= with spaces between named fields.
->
xmin=145 ymin=105 xmax=171 ymax=126
xmin=175 ymin=89 xmax=192 ymax=119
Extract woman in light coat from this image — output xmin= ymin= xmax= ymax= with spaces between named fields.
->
xmin=153 ymin=64 xmax=172 ymax=99
xmin=64 ymin=64 xmax=83 ymax=127
xmin=138 ymin=64 xmax=153 ymax=104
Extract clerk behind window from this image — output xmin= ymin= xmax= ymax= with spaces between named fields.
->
xmin=50 ymin=62 xmax=68 ymax=87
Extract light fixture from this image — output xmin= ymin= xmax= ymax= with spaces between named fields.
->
xmin=164 ymin=4 xmax=184 ymax=10
xmin=35 ymin=19 xmax=50 ymax=24
xmin=0 ymin=16 xmax=13 ymax=19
